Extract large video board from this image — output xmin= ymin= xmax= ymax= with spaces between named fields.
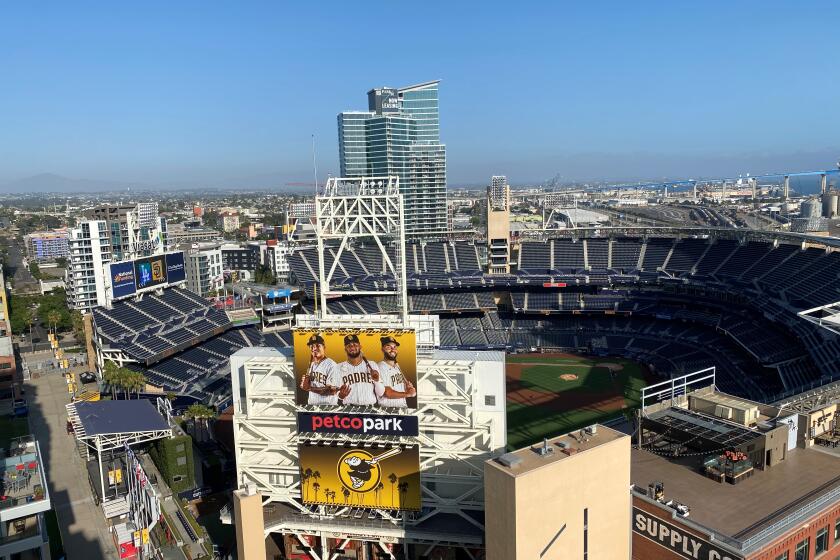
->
xmin=293 ymin=328 xmax=417 ymax=409
xmin=298 ymin=443 xmax=420 ymax=510
xmin=134 ymin=255 xmax=167 ymax=291
xmin=110 ymin=261 xmax=137 ymax=299
xmin=165 ymin=252 xmax=186 ymax=284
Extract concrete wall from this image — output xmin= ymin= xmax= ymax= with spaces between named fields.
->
xmin=233 ymin=490 xmax=266 ymax=560
xmin=485 ymin=431 xmax=631 ymax=560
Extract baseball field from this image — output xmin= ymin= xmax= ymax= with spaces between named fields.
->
xmin=506 ymin=353 xmax=650 ymax=449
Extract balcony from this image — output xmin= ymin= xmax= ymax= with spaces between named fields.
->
xmin=0 ymin=437 xmax=50 ymax=523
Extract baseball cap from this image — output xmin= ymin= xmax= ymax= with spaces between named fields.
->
xmin=306 ymin=334 xmax=325 ymax=346
xmin=380 ymin=335 xmax=400 ymax=347
xmin=343 ymin=334 xmax=361 ymax=345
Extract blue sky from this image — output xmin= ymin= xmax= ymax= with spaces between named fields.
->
xmin=1 ymin=1 xmax=839 ymax=188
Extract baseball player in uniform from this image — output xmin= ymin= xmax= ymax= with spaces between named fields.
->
xmin=337 ymin=334 xmax=383 ymax=406
xmin=299 ymin=334 xmax=340 ymax=405
xmin=377 ymin=335 xmax=416 ymax=408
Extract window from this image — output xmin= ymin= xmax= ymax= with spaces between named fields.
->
xmin=173 ymin=475 xmax=185 ymax=483
xmin=814 ymin=527 xmax=828 ymax=555
xmin=776 ymin=553 xmax=788 ymax=560
xmin=176 ymin=443 xmax=185 ymax=453
xmin=795 ymin=538 xmax=809 ymax=560
xmin=484 ymin=395 xmax=496 ymax=406
xmin=177 ymin=456 xmax=187 ymax=466
xmin=835 ymin=518 xmax=840 ymax=541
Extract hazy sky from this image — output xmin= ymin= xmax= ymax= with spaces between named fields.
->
xmin=1 ymin=1 xmax=839 ymax=187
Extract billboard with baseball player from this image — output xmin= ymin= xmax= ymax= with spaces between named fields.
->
xmin=293 ymin=329 xmax=417 ymax=409
xmin=298 ymin=444 xmax=421 ymax=510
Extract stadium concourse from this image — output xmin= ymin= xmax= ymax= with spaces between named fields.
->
xmin=288 ymin=232 xmax=840 ymax=405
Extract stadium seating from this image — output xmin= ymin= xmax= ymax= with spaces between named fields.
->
xmin=93 ymin=287 xmax=231 ymax=364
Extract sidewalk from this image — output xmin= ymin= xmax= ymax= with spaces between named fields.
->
xmin=25 ymin=369 xmax=119 ymax=559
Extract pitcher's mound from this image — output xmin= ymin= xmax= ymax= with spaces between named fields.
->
xmin=559 ymin=374 xmax=579 ymax=381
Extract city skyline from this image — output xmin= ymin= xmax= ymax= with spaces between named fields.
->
xmin=2 ymin=2 xmax=840 ymax=190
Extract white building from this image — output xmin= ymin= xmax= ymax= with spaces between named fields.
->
xmin=266 ymin=242 xmax=292 ymax=282
xmin=185 ymin=244 xmax=224 ymax=296
xmin=66 ymin=204 xmax=167 ymax=310
xmin=66 ymin=220 xmax=112 ymax=310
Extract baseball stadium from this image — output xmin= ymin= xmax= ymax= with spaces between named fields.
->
xmin=86 ymin=177 xmax=840 ymax=559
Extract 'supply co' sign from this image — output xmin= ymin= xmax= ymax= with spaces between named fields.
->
xmin=633 ymin=508 xmax=743 ymax=560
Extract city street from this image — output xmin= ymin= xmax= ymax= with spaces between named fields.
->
xmin=24 ymin=370 xmax=118 ymax=559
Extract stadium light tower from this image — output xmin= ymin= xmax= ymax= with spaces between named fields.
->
xmin=315 ymin=176 xmax=408 ymax=321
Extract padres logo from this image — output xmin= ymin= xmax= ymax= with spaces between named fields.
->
xmin=337 ymin=447 xmax=402 ymax=493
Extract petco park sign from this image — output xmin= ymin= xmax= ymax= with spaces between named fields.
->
xmin=633 ymin=508 xmax=743 ymax=560
xmin=298 ymin=412 xmax=419 ymax=437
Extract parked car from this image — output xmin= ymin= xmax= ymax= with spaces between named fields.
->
xmin=79 ymin=371 xmax=97 ymax=384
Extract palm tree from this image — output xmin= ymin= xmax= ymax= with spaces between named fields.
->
xmin=185 ymin=403 xmax=215 ymax=429
xmin=312 ymin=470 xmax=321 ymax=493
xmin=398 ymin=481 xmax=409 ymax=507
xmin=313 ymin=482 xmax=321 ymax=502
xmin=302 ymin=468 xmax=313 ymax=499
xmin=47 ymin=310 xmax=61 ymax=336
xmin=341 ymin=487 xmax=350 ymax=504
xmin=103 ymin=362 xmax=121 ymax=399
xmin=374 ymin=481 xmax=384 ymax=506
xmin=24 ymin=308 xmax=35 ymax=352
xmin=388 ymin=473 xmax=398 ymax=507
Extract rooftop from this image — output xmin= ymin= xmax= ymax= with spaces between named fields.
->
xmin=0 ymin=336 xmax=12 ymax=356
xmin=75 ymin=399 xmax=169 ymax=436
xmin=489 ymin=425 xmax=625 ymax=475
xmin=631 ymin=446 xmax=840 ymax=543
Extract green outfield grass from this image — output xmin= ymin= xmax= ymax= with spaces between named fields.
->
xmin=506 ymin=353 xmax=649 ymax=450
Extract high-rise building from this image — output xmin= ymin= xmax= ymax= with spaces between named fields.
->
xmin=66 ymin=203 xmax=167 ymax=310
xmin=66 ymin=220 xmax=112 ymax=310
xmin=184 ymin=244 xmax=224 ymax=297
xmin=338 ymin=81 xmax=447 ymax=237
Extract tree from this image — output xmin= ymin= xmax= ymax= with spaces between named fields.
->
xmin=388 ymin=473 xmax=398 ymax=507
xmin=102 ymin=362 xmax=121 ymax=399
xmin=47 ymin=310 xmax=61 ymax=335
xmin=26 ymin=308 xmax=36 ymax=352
xmin=312 ymin=482 xmax=320 ymax=502
xmin=341 ymin=487 xmax=350 ymax=504
xmin=302 ymin=468 xmax=313 ymax=500
xmin=374 ymin=481 xmax=384 ymax=506
xmin=70 ymin=310 xmax=85 ymax=343
xmin=398 ymin=481 xmax=409 ymax=506
xmin=185 ymin=403 xmax=216 ymax=427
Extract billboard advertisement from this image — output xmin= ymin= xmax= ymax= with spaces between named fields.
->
xmin=110 ymin=261 xmax=137 ymax=299
xmin=165 ymin=252 xmax=186 ymax=284
xmin=298 ymin=412 xmax=419 ymax=437
xmin=298 ymin=444 xmax=421 ymax=510
xmin=134 ymin=255 xmax=167 ymax=290
xmin=293 ymin=329 xmax=417 ymax=409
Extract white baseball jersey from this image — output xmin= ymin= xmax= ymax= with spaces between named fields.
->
xmin=338 ymin=358 xmax=383 ymax=406
xmin=305 ymin=357 xmax=340 ymax=406
xmin=377 ymin=360 xmax=410 ymax=408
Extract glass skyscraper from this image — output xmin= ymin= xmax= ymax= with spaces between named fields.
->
xmin=338 ymin=81 xmax=448 ymax=237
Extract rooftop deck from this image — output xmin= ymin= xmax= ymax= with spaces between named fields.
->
xmin=631 ymin=446 xmax=840 ymax=541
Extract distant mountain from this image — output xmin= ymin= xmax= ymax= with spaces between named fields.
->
xmin=0 ymin=173 xmax=143 ymax=193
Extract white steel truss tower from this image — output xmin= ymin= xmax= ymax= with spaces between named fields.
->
xmin=316 ymin=176 xmax=408 ymax=321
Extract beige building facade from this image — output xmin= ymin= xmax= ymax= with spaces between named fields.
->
xmin=485 ymin=425 xmax=631 ymax=560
